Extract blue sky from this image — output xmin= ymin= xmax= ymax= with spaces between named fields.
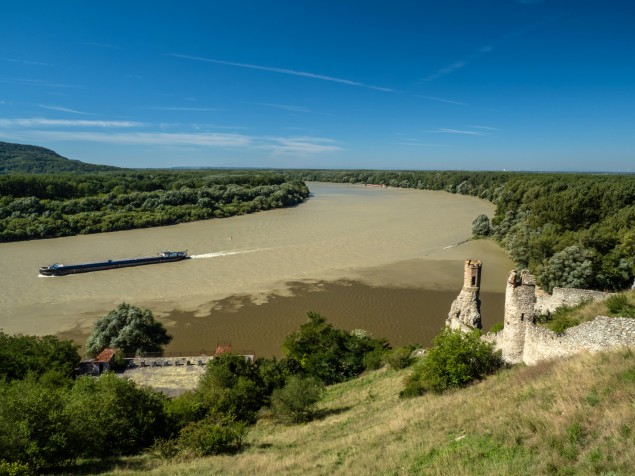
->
xmin=1 ymin=1 xmax=634 ymax=171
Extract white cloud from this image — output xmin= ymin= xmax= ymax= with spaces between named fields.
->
xmin=417 ymin=95 xmax=468 ymax=106
xmin=469 ymin=125 xmax=499 ymax=131
xmin=261 ymin=136 xmax=342 ymax=155
xmin=0 ymin=57 xmax=52 ymax=66
xmin=38 ymin=104 xmax=91 ymax=115
xmin=257 ymin=103 xmax=312 ymax=113
xmin=422 ymin=61 xmax=467 ymax=82
xmin=169 ymin=54 xmax=396 ymax=93
xmin=83 ymin=42 xmax=122 ymax=49
xmin=397 ymin=139 xmax=444 ymax=147
xmin=427 ymin=128 xmax=484 ymax=136
xmin=0 ymin=117 xmax=340 ymax=155
xmin=23 ymin=130 xmax=253 ymax=148
xmin=0 ymin=118 xmax=145 ymax=128
xmin=0 ymin=77 xmax=77 ymax=88
xmin=147 ymin=106 xmax=222 ymax=112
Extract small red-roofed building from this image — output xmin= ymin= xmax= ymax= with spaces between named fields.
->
xmin=215 ymin=341 xmax=232 ymax=356
xmin=78 ymin=348 xmax=118 ymax=376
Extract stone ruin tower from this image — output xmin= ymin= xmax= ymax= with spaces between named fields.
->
xmin=501 ymin=270 xmax=536 ymax=364
xmin=446 ymin=259 xmax=482 ymax=331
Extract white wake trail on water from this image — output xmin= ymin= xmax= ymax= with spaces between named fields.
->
xmin=190 ymin=249 xmax=260 ymax=259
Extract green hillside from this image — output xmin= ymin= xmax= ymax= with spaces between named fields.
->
xmin=99 ymin=349 xmax=635 ymax=475
xmin=0 ymin=141 xmax=119 ymax=174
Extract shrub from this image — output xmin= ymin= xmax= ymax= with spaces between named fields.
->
xmin=0 ymin=460 xmax=31 ymax=476
xmin=536 ymin=301 xmax=589 ymax=333
xmin=282 ymin=312 xmax=389 ymax=384
xmin=605 ymin=293 xmax=635 ymax=317
xmin=383 ymin=345 xmax=417 ymax=370
xmin=270 ymin=376 xmax=325 ymax=424
xmin=256 ymin=357 xmax=297 ymax=397
xmin=363 ymin=347 xmax=386 ymax=370
xmin=401 ymin=328 xmax=503 ymax=397
xmin=195 ymin=354 xmax=266 ymax=424
xmin=64 ymin=373 xmax=169 ymax=457
xmin=489 ymin=322 xmax=504 ymax=334
xmin=150 ymin=438 xmax=179 ymax=461
xmin=0 ymin=333 xmax=80 ymax=382
xmin=178 ymin=417 xmax=248 ymax=456
xmin=0 ymin=378 xmax=74 ymax=469
xmin=164 ymin=391 xmax=205 ymax=434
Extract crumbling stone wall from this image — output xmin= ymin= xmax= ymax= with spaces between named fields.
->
xmin=535 ymin=287 xmax=610 ymax=315
xmin=494 ymin=270 xmax=634 ymax=365
xmin=520 ymin=317 xmax=635 ymax=365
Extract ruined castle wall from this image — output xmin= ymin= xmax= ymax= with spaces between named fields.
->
xmin=500 ymin=271 xmax=536 ymax=364
xmin=535 ymin=287 xmax=610 ymax=315
xmin=521 ymin=317 xmax=635 ymax=365
xmin=495 ymin=270 xmax=632 ymax=365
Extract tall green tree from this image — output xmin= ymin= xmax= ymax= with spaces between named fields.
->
xmin=471 ymin=214 xmax=491 ymax=238
xmin=86 ymin=303 xmax=172 ymax=356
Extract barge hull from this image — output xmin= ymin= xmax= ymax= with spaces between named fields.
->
xmin=39 ymin=251 xmax=188 ymax=276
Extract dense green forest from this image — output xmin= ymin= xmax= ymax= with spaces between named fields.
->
xmin=0 ymin=141 xmax=119 ymax=174
xmin=287 ymin=170 xmax=635 ymax=292
xmin=0 ymin=171 xmax=309 ymax=242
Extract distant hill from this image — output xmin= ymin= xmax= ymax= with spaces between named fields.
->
xmin=0 ymin=141 xmax=120 ymax=174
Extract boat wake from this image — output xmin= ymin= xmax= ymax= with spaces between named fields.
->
xmin=190 ymin=249 xmax=258 ymax=259
xmin=442 ymin=239 xmax=471 ymax=250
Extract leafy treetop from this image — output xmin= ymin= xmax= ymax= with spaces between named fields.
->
xmin=86 ymin=303 xmax=172 ymax=357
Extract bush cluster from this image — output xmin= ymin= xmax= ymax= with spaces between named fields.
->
xmin=605 ymin=293 xmax=635 ymax=318
xmin=0 ymin=373 xmax=168 ymax=470
xmin=282 ymin=312 xmax=390 ymax=385
xmin=401 ymin=328 xmax=503 ymax=397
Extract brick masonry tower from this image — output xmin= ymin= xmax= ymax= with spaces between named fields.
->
xmin=446 ymin=260 xmax=483 ymax=331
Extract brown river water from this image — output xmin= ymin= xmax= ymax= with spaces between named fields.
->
xmin=0 ymin=182 xmax=513 ymax=357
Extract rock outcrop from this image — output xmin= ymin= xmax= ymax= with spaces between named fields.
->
xmin=446 ymin=260 xmax=482 ymax=331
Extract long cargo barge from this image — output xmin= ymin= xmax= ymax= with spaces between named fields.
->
xmin=39 ymin=250 xmax=189 ymax=276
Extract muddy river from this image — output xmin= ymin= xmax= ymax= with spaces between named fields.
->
xmin=0 ymin=182 xmax=513 ymax=356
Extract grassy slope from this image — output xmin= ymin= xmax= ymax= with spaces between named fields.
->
xmin=106 ymin=349 xmax=635 ymax=476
